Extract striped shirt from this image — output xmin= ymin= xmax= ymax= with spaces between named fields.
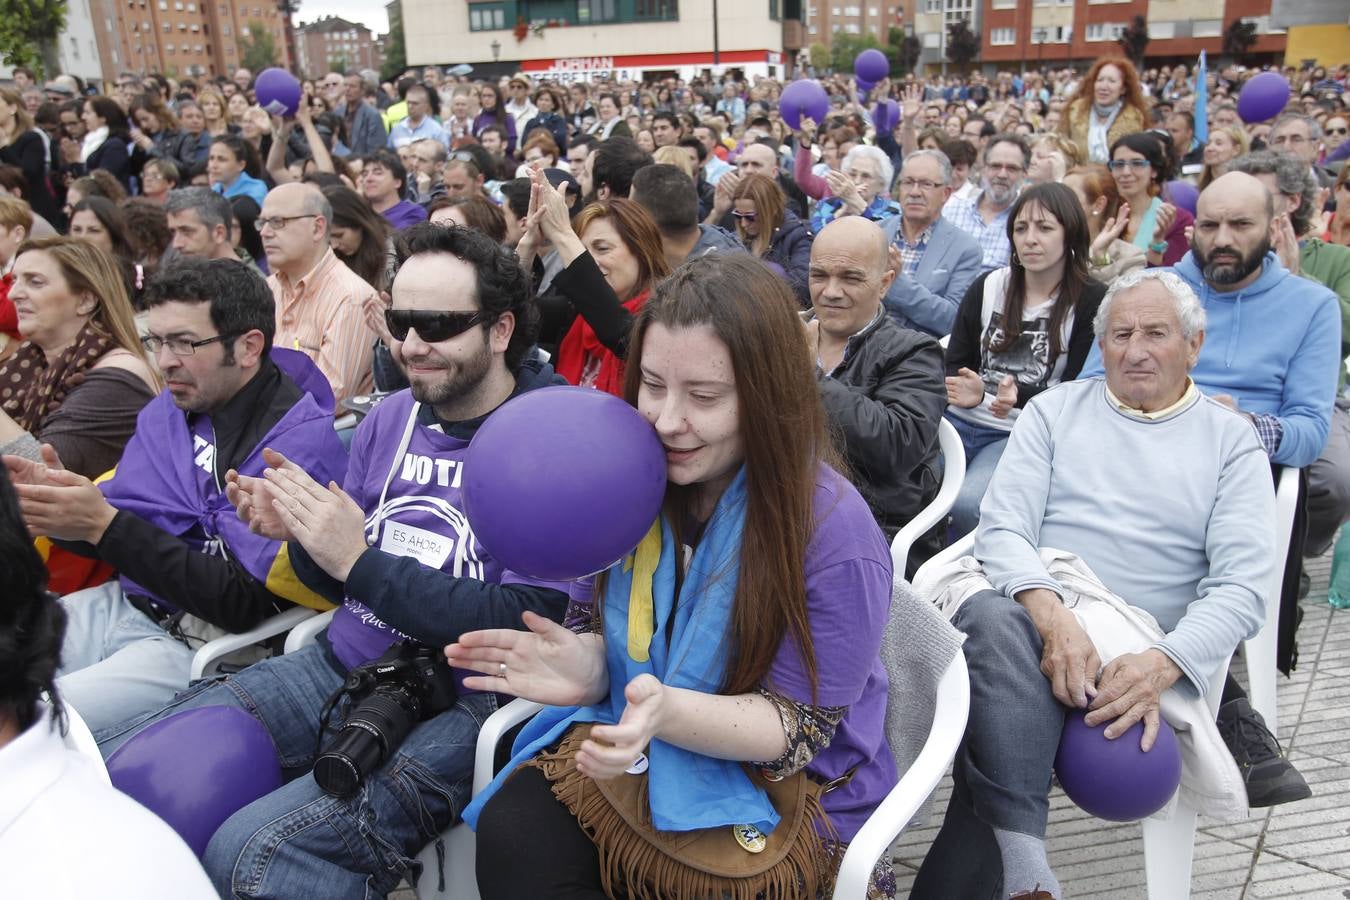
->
xmin=269 ymin=248 xmax=377 ymax=403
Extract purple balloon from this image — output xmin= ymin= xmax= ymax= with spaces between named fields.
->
xmin=107 ymin=706 xmax=281 ymax=857
xmin=779 ymin=79 xmax=830 ymax=131
xmin=1165 ymin=180 xmax=1199 ymax=215
xmin=463 ymin=386 xmax=667 ymax=580
xmin=856 ymin=80 xmax=876 ymax=100
xmin=1237 ymin=72 xmax=1290 ymax=125
xmin=854 ymin=48 xmax=890 ymax=84
xmin=1055 ymin=709 xmax=1182 ymax=822
xmin=255 ymin=67 xmax=302 ymax=117
xmin=873 ymin=99 xmax=901 ymax=134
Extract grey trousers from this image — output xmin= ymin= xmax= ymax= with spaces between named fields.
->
xmin=911 ymin=589 xmax=1067 ymax=899
xmin=1306 ymin=400 xmax=1350 ymax=556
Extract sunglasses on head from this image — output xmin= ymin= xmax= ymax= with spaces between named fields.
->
xmin=385 ymin=309 xmax=495 ymax=342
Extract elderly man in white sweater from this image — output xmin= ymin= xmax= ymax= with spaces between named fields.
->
xmin=911 ymin=268 xmax=1279 ymax=900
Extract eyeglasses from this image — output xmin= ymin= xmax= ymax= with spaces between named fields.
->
xmin=142 ymin=333 xmax=237 ymax=356
xmin=731 ymin=210 xmax=757 ymax=221
xmin=385 ymin=309 xmax=496 ymax=343
xmin=1107 ymin=159 xmax=1152 ymax=171
xmin=1328 ymin=127 xmax=1349 ymax=136
xmin=449 ymin=151 xmax=476 ymax=163
xmin=257 ymin=214 xmax=318 ymax=232
xmin=898 ymin=177 xmax=944 ymax=192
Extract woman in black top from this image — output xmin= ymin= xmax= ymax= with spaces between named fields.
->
xmin=0 ymin=87 xmax=59 ymax=225
xmin=73 ymin=97 xmax=132 ymax=190
xmin=943 ymin=182 xmax=1107 ymax=536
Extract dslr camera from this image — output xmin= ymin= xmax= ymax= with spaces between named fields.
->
xmin=314 ymin=640 xmax=458 ymax=797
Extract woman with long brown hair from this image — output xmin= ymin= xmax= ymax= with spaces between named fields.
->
xmin=944 ymin=183 xmax=1107 ymax=535
xmin=455 ymin=251 xmax=899 ymax=899
xmin=733 ymin=172 xmax=813 ymax=305
xmin=522 ymin=168 xmax=671 ymax=394
xmin=0 ymin=237 xmax=157 ymax=477
xmin=1059 ymin=56 xmax=1149 ymax=164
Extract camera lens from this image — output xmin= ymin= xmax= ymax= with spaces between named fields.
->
xmin=314 ymin=689 xmax=422 ymax=797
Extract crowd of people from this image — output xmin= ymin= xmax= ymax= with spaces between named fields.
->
xmin=1 ymin=54 xmax=1348 ymax=899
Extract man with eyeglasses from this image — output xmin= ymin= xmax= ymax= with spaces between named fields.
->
xmin=879 ymin=149 xmax=983 ymax=336
xmin=4 ymin=258 xmax=347 ymax=733
xmin=97 ymin=224 xmax=571 ymax=900
xmin=1269 ymin=113 xmax=1335 ymax=190
xmin=263 ymin=182 xmax=379 ymax=403
xmin=944 ymin=133 xmax=1029 ymax=272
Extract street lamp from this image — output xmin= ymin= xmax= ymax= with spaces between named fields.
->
xmin=490 ymin=39 xmax=500 ymax=63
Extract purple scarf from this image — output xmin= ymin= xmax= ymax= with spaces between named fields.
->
xmin=101 ymin=349 xmax=348 ymax=608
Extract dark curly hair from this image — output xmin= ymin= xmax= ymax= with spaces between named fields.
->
xmin=0 ymin=464 xmax=67 ymax=733
xmin=392 ymin=223 xmax=538 ymax=372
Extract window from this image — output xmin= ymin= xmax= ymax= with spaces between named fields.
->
xmin=577 ymin=0 xmax=618 ymax=23
xmin=174 ymin=1 xmax=183 ymax=9
xmin=769 ymin=0 xmax=780 ymax=17
xmin=187 ymin=1 xmax=195 ymax=8
xmin=223 ymin=23 xmax=230 ymax=34
xmin=162 ymin=21 xmax=169 ymax=30
xmin=192 ymin=22 xmax=199 ymax=31
xmin=1086 ymin=22 xmax=1125 ymax=41
xmin=808 ymin=24 xmax=817 ymax=32
xmin=167 ymin=42 xmax=175 ymax=52
xmin=922 ymin=31 xmax=940 ymax=46
xmin=179 ymin=22 xmax=187 ymax=29
xmin=844 ymin=22 xmax=860 ymax=31
xmin=1147 ymin=20 xmax=1175 ymax=38
xmin=1192 ymin=18 xmax=1220 ymax=37
xmin=990 ymin=26 xmax=1015 ymax=44
xmin=991 ymin=0 xmax=1015 ymax=8
xmin=468 ymin=4 xmax=509 ymax=30
xmin=843 ymin=4 xmax=860 ymax=13
xmin=923 ymin=0 xmax=940 ymax=12
xmin=70 ymin=35 xmax=80 ymax=58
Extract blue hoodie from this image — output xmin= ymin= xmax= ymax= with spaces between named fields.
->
xmin=1081 ymin=252 xmax=1340 ymax=468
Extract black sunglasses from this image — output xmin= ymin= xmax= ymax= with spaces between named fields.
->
xmin=385 ymin=309 xmax=495 ymax=343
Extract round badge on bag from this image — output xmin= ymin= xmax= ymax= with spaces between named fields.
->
xmin=732 ymin=823 xmax=767 ymax=853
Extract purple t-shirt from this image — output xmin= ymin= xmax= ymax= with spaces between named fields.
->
xmin=325 ymin=390 xmax=565 ymax=671
xmin=565 ymin=465 xmax=896 ymax=841
xmin=382 ymin=200 xmax=428 ymax=231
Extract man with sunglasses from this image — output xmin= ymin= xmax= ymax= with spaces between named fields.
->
xmin=263 ymin=182 xmax=380 ymax=403
xmin=98 ymin=225 xmax=572 ymax=900
xmin=4 ymin=259 xmax=348 ymax=733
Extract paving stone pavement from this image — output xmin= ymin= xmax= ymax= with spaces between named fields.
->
xmin=891 ymin=551 xmax=1350 ymax=899
xmin=393 ymin=555 xmax=1350 ymax=899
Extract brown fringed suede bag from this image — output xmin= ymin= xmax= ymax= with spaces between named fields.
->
xmin=527 ymin=723 xmax=838 ymax=900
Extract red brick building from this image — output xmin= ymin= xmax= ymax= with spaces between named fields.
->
xmin=89 ymin=0 xmax=292 ymax=79
xmin=979 ymin=0 xmax=1286 ymax=68
xmin=294 ymin=16 xmax=385 ymax=79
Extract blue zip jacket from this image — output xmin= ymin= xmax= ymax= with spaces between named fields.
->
xmin=1081 ymin=251 xmax=1340 ymax=467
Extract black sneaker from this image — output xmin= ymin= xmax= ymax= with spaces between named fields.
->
xmin=1217 ymin=697 xmax=1312 ymax=807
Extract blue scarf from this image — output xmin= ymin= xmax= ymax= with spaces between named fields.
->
xmin=464 ymin=468 xmax=780 ymax=834
xmin=1133 ymin=196 xmax=1164 ymax=252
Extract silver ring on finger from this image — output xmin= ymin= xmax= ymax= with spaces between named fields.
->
xmin=498 ymin=662 xmax=507 ymax=678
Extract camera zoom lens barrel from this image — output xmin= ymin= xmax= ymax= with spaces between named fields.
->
xmin=314 ymin=689 xmax=422 ymax=797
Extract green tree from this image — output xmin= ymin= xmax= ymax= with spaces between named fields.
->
xmin=0 ymin=0 xmax=68 ymax=78
xmin=380 ymin=14 xmax=406 ymax=82
xmin=1116 ymin=15 xmax=1149 ymax=69
xmin=1222 ymin=19 xmax=1258 ymax=63
xmin=945 ymin=20 xmax=979 ymax=71
xmin=829 ymin=31 xmax=884 ymax=75
xmin=239 ymin=21 xmax=280 ymax=72
xmin=889 ymin=27 xmax=921 ymax=77
xmin=807 ymin=41 xmax=830 ymax=74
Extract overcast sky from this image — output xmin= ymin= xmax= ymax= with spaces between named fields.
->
xmin=297 ymin=0 xmax=389 ymax=35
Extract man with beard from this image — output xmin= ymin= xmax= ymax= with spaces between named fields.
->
xmin=3 ymin=259 xmax=348 ymax=731
xmin=96 ymin=225 xmax=572 ymax=898
xmin=1080 ymin=171 xmax=1338 ymax=808
xmin=944 ymin=133 xmax=1028 ymax=272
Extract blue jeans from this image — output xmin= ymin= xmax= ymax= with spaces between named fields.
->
xmin=947 ymin=416 xmax=1011 ymax=538
xmin=96 ymin=643 xmax=499 ymax=900
xmin=911 ymin=590 xmax=1066 ymax=899
xmin=57 ymin=581 xmax=195 ymax=733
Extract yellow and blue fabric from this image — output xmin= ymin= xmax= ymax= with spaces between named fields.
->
xmin=464 ymin=468 xmax=781 ymax=834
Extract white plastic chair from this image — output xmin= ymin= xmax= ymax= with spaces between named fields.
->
xmin=414 ymin=697 xmax=543 ymax=900
xmin=1241 ymin=465 xmax=1299 ymax=737
xmin=832 ymin=652 xmax=970 ymax=899
xmin=189 ymin=606 xmax=321 ymax=680
xmin=890 ymin=418 xmax=967 ymax=575
xmin=284 ymin=608 xmax=336 ymax=654
xmin=414 ymin=654 xmax=970 ymax=900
